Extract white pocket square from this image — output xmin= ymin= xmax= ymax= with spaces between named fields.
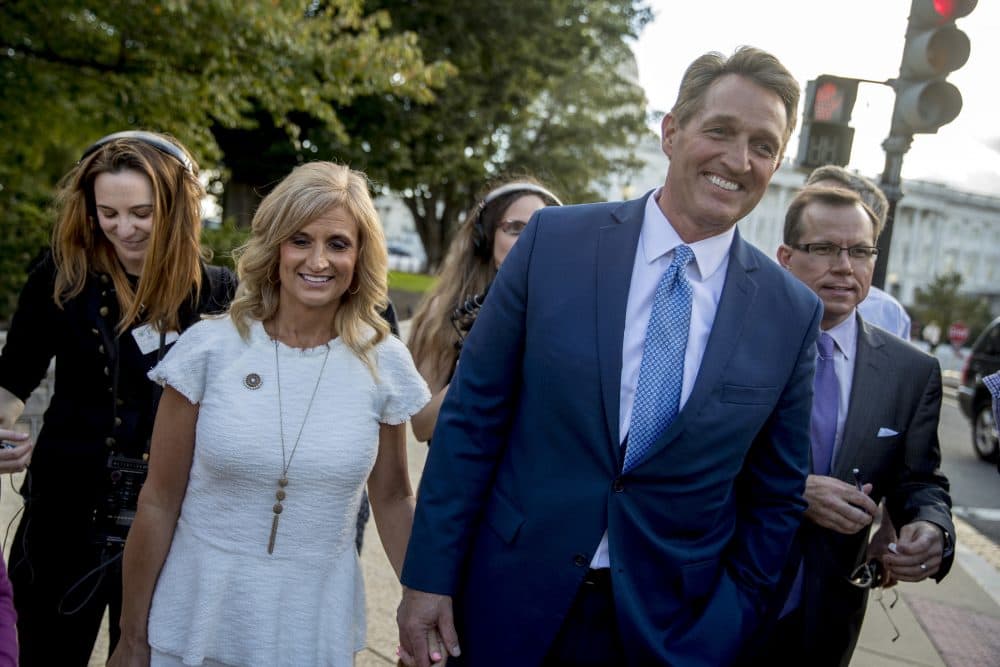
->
xmin=877 ymin=427 xmax=899 ymax=437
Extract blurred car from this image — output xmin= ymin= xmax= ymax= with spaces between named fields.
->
xmin=933 ymin=344 xmax=968 ymax=389
xmin=387 ymin=245 xmax=426 ymax=273
xmin=387 ymin=245 xmax=412 ymax=257
xmin=957 ymin=316 xmax=1000 ymax=461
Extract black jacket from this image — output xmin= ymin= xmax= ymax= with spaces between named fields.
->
xmin=0 ymin=253 xmax=235 ymax=506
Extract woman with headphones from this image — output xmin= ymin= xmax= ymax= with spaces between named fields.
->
xmin=0 ymin=131 xmax=236 ymax=664
xmin=407 ymin=178 xmax=562 ymax=442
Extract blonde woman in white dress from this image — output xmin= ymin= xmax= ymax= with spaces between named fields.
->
xmin=108 ymin=162 xmax=430 ymax=667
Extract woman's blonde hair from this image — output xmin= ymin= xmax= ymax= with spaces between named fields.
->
xmin=229 ymin=162 xmax=389 ymax=365
xmin=407 ymin=177 xmax=560 ymax=384
xmin=51 ymin=132 xmax=205 ymax=332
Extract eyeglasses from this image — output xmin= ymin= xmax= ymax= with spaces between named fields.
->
xmin=848 ymin=560 xmax=901 ymax=641
xmin=849 ymin=559 xmax=885 ymax=588
xmin=792 ymin=243 xmax=879 ymax=261
xmin=498 ymin=219 xmax=529 ymax=237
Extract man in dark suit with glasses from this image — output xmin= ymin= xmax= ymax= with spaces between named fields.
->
xmin=760 ymin=185 xmax=954 ymax=666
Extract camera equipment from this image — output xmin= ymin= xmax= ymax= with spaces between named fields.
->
xmin=92 ymin=450 xmax=148 ymax=550
xmin=450 ymin=285 xmax=491 ymax=349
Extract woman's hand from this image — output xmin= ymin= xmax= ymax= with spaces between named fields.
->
xmin=106 ymin=635 xmax=150 ymax=667
xmin=0 ymin=428 xmax=32 ymax=474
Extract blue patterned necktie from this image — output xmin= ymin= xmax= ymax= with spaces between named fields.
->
xmin=811 ymin=332 xmax=839 ymax=476
xmin=624 ymin=244 xmax=694 ymax=473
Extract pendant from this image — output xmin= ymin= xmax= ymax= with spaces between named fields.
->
xmin=267 ymin=482 xmax=287 ymax=554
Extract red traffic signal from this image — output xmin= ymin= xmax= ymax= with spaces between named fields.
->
xmin=810 ymin=77 xmax=858 ymax=124
xmin=797 ymin=76 xmax=859 ymax=169
xmin=915 ymin=0 xmax=977 ymax=22
xmin=891 ymin=0 xmax=977 ymax=135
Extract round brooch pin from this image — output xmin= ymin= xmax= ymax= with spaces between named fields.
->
xmin=244 ymin=373 xmax=263 ymax=390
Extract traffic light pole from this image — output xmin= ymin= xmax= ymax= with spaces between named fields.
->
xmin=872 ymin=0 xmax=976 ymax=288
xmin=874 ymin=133 xmax=912 ymax=289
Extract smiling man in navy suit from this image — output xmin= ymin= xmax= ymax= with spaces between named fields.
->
xmin=397 ymin=46 xmax=823 ymax=667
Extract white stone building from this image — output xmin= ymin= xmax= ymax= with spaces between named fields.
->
xmin=739 ymin=165 xmax=1000 ymax=313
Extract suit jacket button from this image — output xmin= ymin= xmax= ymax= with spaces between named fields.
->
xmin=573 ymin=554 xmax=588 ymax=567
xmin=612 ymin=478 xmax=625 ymax=493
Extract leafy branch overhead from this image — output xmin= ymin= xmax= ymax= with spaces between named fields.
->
xmin=328 ymin=0 xmax=654 ymax=269
xmin=1 ymin=0 xmax=451 ymax=168
xmin=0 ymin=0 xmax=451 ymax=322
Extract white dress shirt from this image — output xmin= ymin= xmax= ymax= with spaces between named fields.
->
xmin=591 ymin=190 xmax=734 ymax=568
xmin=858 ymin=286 xmax=910 ymax=340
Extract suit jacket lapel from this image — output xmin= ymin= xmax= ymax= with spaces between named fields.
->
xmin=646 ymin=230 xmax=758 ymax=456
xmin=597 ymin=196 xmax=646 ymax=456
xmin=834 ymin=315 xmax=884 ymax=479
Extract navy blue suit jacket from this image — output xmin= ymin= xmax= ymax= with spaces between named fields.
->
xmin=401 ymin=193 xmax=824 ymax=665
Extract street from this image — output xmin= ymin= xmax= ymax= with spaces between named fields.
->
xmin=940 ymin=389 xmax=1000 ymax=545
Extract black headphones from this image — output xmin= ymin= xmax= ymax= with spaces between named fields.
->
xmin=470 ymin=182 xmax=563 ymax=259
xmin=80 ymin=130 xmax=194 ymax=174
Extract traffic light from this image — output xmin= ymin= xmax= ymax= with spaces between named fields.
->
xmin=892 ymin=0 xmax=976 ymax=135
xmin=796 ymin=75 xmax=859 ymax=169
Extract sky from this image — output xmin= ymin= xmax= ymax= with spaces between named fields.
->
xmin=631 ymin=0 xmax=1000 ymax=196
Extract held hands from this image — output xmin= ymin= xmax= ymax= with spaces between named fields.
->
xmin=881 ymin=520 xmax=944 ymax=582
xmin=803 ymin=474 xmax=877 ymax=534
xmin=0 ymin=428 xmax=33 ymax=474
xmin=397 ymin=587 xmax=461 ymax=667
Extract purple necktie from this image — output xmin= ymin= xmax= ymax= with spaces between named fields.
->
xmin=780 ymin=332 xmax=841 ymax=618
xmin=811 ymin=333 xmax=839 ymax=476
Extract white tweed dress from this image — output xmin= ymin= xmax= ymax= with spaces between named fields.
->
xmin=145 ymin=317 xmax=429 ymax=666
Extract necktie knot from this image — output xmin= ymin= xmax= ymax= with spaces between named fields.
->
xmin=817 ymin=332 xmax=835 ymax=360
xmin=671 ymin=244 xmax=694 ymax=274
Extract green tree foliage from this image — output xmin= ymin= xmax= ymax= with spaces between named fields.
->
xmin=911 ymin=272 xmax=993 ymax=345
xmin=0 ymin=0 xmax=448 ymax=322
xmin=301 ymin=0 xmax=653 ymax=269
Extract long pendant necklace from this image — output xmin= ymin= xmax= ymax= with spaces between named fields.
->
xmin=268 ymin=338 xmax=330 ymax=554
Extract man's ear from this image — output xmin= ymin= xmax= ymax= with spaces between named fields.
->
xmin=661 ymin=113 xmax=677 ymax=158
xmin=776 ymin=244 xmax=793 ymax=269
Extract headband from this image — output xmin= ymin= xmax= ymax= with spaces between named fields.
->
xmin=80 ymin=130 xmax=194 ymax=174
xmin=481 ymin=182 xmax=563 ymax=207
